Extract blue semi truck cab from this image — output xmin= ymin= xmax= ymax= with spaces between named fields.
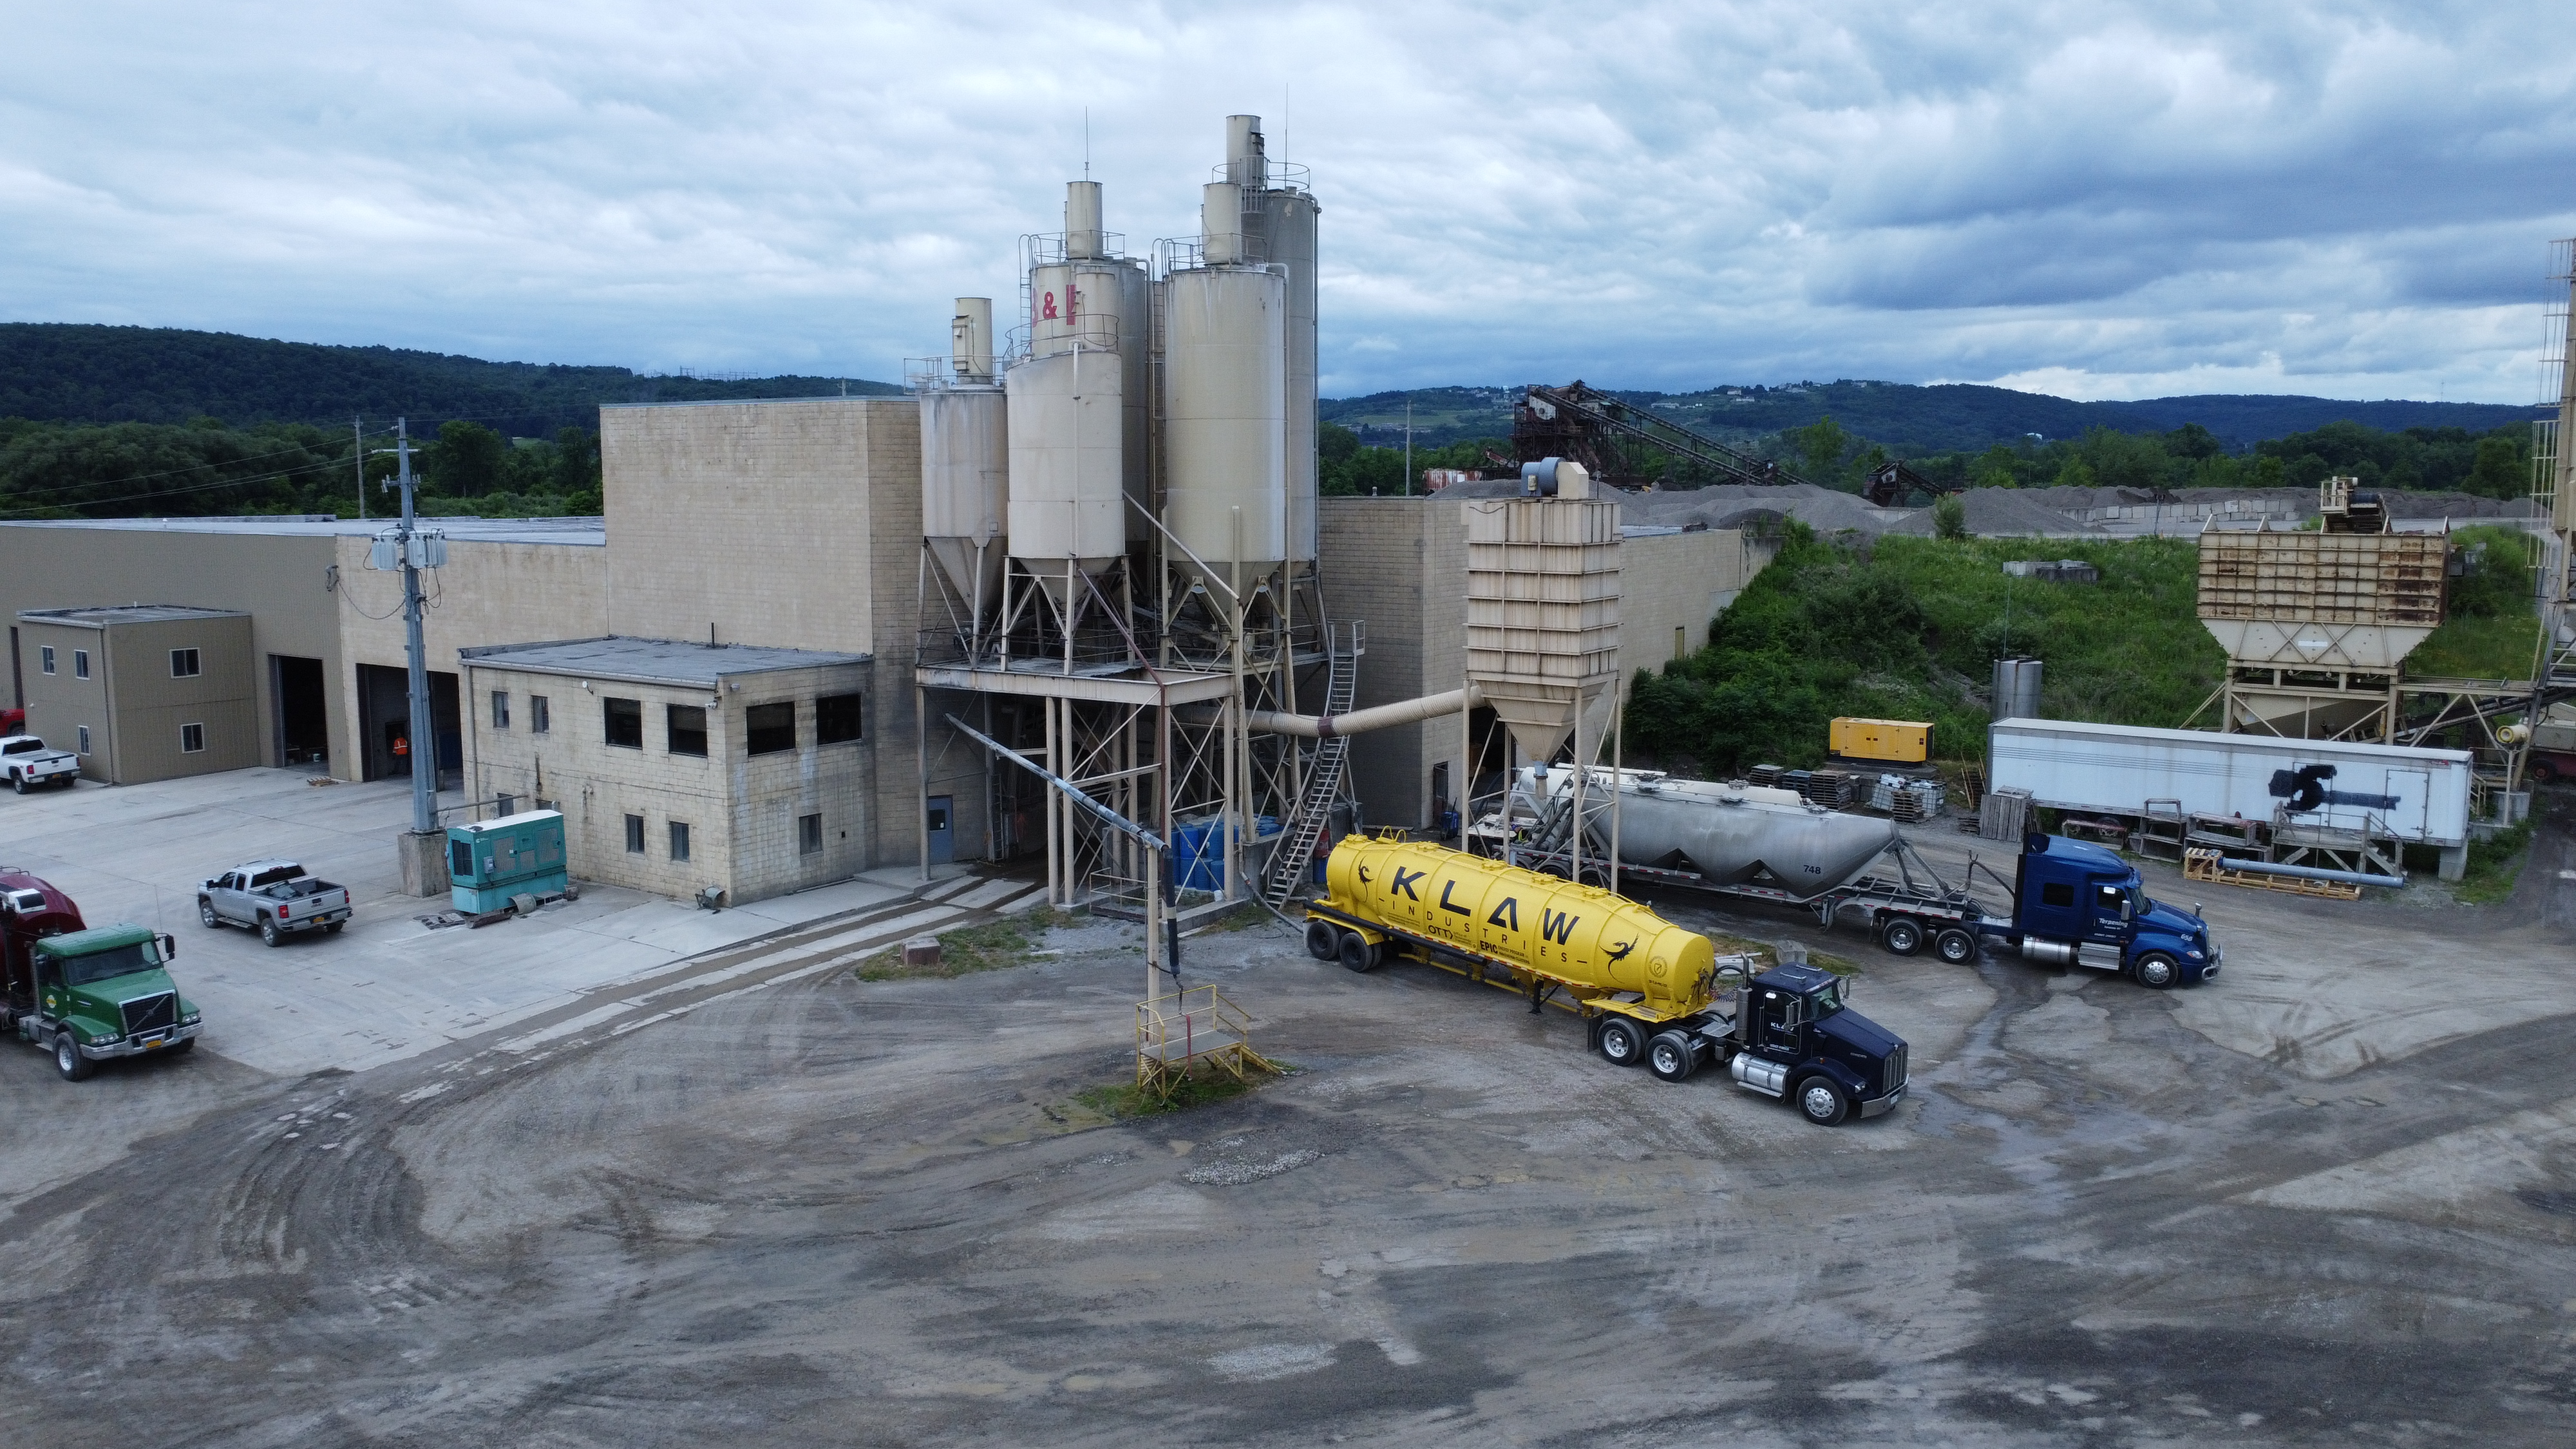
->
xmin=1995 ymin=833 xmax=2219 ymax=988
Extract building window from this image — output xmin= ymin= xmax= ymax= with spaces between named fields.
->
xmin=670 ymin=820 xmax=692 ymax=862
xmin=817 ymin=692 xmax=863 ymax=744
xmin=496 ymin=793 xmax=515 ymax=817
xmin=39 ymin=646 xmax=54 ymax=675
xmin=73 ymin=650 xmax=89 ymax=681
xmin=76 ymin=725 xmax=90 ymax=754
xmin=180 ymin=723 xmax=204 ymax=753
xmin=531 ymin=694 xmax=551 ymax=735
xmin=171 ymin=648 xmax=201 ymax=679
xmin=491 ymin=690 xmax=510 ymax=728
xmin=624 ymin=813 xmax=645 ymax=853
xmin=604 ymin=697 xmax=643 ymax=748
xmin=799 ymin=812 xmax=822 ymax=855
xmin=746 ymin=701 xmax=796 ymax=755
xmin=667 ymin=704 xmax=708 ymax=757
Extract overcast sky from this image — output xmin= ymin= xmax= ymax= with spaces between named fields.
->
xmin=6 ymin=1 xmax=2573 ymax=403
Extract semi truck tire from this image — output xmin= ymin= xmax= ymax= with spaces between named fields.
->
xmin=1304 ymin=921 xmax=1340 ymax=960
xmin=199 ymin=898 xmax=221 ymax=929
xmin=1336 ymin=931 xmax=1378 ymax=974
xmin=1596 ymin=1017 xmax=1645 ymax=1066
xmin=1880 ymin=917 xmax=1924 ymax=956
xmin=2133 ymin=952 xmax=2179 ymax=989
xmin=1934 ymin=928 xmax=1977 ymax=964
xmin=259 ymin=917 xmax=281 ymax=948
xmin=55 ymin=1032 xmax=92 ymax=1081
xmin=1647 ymin=1030 xmax=1698 ymax=1082
xmin=1796 ymin=1076 xmax=1849 ymax=1126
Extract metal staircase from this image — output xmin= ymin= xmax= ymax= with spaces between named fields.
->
xmin=1261 ymin=629 xmax=1358 ymax=909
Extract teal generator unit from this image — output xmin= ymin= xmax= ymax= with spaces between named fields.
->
xmin=448 ymin=810 xmax=569 ymax=914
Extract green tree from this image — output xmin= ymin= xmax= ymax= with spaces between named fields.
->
xmin=426 ymin=420 xmax=506 ymax=497
xmin=1932 ymin=494 xmax=1968 ymax=539
xmin=2053 ymin=456 xmax=2097 ymax=489
xmin=1797 ymin=415 xmax=1848 ymax=481
xmin=2463 ymin=435 xmax=2524 ymax=499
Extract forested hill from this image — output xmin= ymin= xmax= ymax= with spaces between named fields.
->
xmin=1321 ymin=381 xmax=2544 ymax=454
xmin=0 ymin=324 xmax=902 ymax=435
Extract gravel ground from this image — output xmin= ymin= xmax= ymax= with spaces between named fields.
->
xmin=6 ymin=806 xmax=2574 ymax=1446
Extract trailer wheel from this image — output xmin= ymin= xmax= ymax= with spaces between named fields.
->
xmin=1336 ymin=931 xmax=1379 ymax=974
xmin=1647 ymin=1030 xmax=1698 ymax=1082
xmin=55 ymin=1032 xmax=93 ymax=1081
xmin=1795 ymin=1076 xmax=1849 ymax=1126
xmin=2133 ymin=952 xmax=2179 ymax=990
xmin=1933 ymin=928 xmax=1978 ymax=964
xmin=1303 ymin=921 xmax=1340 ymax=960
xmin=1596 ymin=1017 xmax=1646 ymax=1066
xmin=1880 ymin=916 xmax=1924 ymax=956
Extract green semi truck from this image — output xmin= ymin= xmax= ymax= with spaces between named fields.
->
xmin=2 ymin=873 xmax=200 ymax=1080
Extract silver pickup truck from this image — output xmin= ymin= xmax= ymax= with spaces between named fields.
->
xmin=1 ymin=735 xmax=80 ymax=793
xmin=198 ymin=860 xmax=352 ymax=946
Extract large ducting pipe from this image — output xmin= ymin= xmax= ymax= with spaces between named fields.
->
xmin=950 ymin=297 xmax=993 ymax=383
xmin=2219 ymin=857 xmax=2403 ymax=888
xmin=1065 ymin=180 xmax=1104 ymax=260
xmin=1241 ymin=685 xmax=1481 ymax=739
xmin=1202 ymin=182 xmax=1243 ymax=265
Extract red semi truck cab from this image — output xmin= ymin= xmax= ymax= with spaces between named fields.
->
xmin=0 ymin=869 xmax=88 ymax=1032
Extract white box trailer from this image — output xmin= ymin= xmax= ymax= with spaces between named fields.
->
xmin=1988 ymin=719 xmax=2474 ymax=847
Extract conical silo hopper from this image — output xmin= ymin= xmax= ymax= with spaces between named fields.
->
xmin=1005 ymin=346 xmax=1124 ymax=607
xmin=919 ymin=298 xmax=1008 ymax=621
xmin=1466 ymin=493 xmax=1622 ymax=762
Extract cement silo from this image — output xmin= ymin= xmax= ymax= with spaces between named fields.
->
xmin=1028 ymin=182 xmax=1153 ymax=545
xmin=1226 ymin=116 xmax=1320 ymax=565
xmin=920 ymin=298 xmax=1007 ymax=623
xmin=1006 ymin=344 xmax=1123 ymax=602
xmin=1162 ymin=246 xmax=1287 ymax=591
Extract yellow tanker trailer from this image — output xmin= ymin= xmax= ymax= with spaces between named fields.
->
xmin=1304 ymin=834 xmax=1911 ymax=1124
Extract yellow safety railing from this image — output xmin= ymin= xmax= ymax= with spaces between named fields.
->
xmin=1135 ymin=983 xmax=1274 ymax=1097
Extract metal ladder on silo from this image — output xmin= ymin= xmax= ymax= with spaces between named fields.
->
xmin=1262 ymin=630 xmax=1358 ymax=910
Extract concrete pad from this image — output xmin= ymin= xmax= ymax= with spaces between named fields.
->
xmin=0 ymin=766 xmax=995 ymax=1080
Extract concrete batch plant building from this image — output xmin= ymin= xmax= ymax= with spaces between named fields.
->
xmin=0 ymin=115 xmax=1763 ymax=907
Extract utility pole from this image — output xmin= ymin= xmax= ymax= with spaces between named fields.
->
xmin=354 ymin=417 xmax=366 ymax=522
xmin=370 ymin=419 xmax=443 ymax=887
xmin=1403 ymin=396 xmax=1413 ymax=497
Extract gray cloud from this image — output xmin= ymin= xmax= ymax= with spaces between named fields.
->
xmin=3 ymin=0 xmax=2570 ymax=404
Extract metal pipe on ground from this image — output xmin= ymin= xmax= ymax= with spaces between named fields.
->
xmin=2221 ymin=857 xmax=2404 ymax=888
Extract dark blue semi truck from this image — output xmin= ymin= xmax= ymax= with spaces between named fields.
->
xmin=1573 ymin=830 xmax=2222 ymax=990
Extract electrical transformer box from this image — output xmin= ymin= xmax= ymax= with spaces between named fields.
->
xmin=1830 ymin=717 xmax=1931 ymax=764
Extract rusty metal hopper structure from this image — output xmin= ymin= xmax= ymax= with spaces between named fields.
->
xmin=2195 ymin=478 xmax=2447 ymax=741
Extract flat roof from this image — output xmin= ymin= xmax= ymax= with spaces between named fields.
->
xmin=19 ymin=604 xmax=251 ymax=626
xmin=599 ymin=395 xmax=891 ymax=411
xmin=0 ymin=516 xmax=603 ymax=545
xmin=459 ymin=636 xmax=870 ymax=688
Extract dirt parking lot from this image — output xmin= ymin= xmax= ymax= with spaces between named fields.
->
xmin=4 ymin=800 xmax=2573 ymax=1446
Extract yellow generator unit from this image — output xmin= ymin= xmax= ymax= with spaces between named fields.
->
xmin=1829 ymin=717 xmax=1930 ymax=765
xmin=1307 ymin=833 xmax=1717 ymax=1025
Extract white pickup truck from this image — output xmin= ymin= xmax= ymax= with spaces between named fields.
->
xmin=198 ymin=859 xmax=352 ymax=946
xmin=1 ymin=735 xmax=80 ymax=793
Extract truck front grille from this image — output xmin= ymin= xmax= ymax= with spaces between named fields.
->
xmin=121 ymin=992 xmax=177 ymax=1036
xmin=1884 ymin=1043 xmax=1908 ymax=1094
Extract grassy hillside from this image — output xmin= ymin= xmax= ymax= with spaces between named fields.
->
xmin=1625 ymin=529 xmax=2222 ymax=773
xmin=0 ymin=323 xmax=900 ymax=435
